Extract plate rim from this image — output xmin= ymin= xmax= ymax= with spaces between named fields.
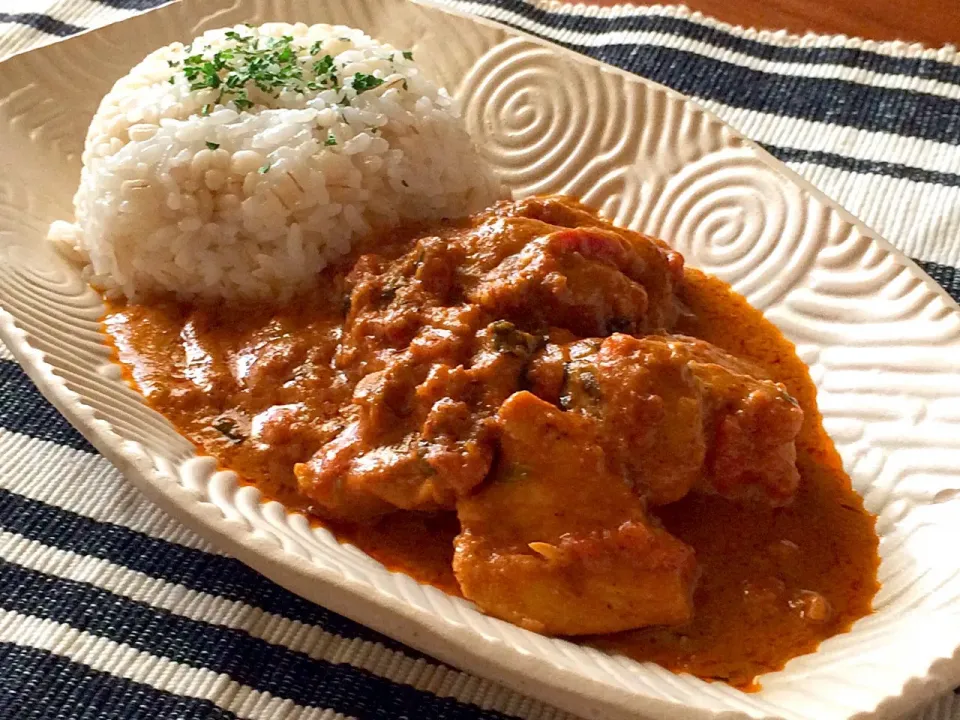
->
xmin=0 ymin=1 xmax=959 ymax=719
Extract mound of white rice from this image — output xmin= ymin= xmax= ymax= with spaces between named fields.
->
xmin=50 ymin=22 xmax=504 ymax=301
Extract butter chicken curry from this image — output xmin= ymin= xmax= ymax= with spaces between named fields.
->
xmin=104 ymin=196 xmax=879 ymax=689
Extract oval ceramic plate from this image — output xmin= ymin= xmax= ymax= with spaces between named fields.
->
xmin=1 ymin=1 xmax=960 ymax=719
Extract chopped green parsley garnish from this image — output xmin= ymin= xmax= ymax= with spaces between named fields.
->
xmin=171 ymin=30 xmax=347 ymax=111
xmin=351 ymin=73 xmax=384 ymax=93
xmin=205 ymin=141 xmax=219 ymax=150
xmin=402 ymin=50 xmax=414 ymax=60
xmin=324 ymin=134 xmax=337 ymax=146
xmin=313 ymin=54 xmax=335 ymax=77
xmin=258 ymin=163 xmax=271 ymax=174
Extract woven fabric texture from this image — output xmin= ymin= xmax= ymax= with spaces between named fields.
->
xmin=0 ymin=1 xmax=959 ymax=718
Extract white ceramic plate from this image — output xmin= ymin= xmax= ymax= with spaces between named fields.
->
xmin=2 ymin=1 xmax=960 ymax=719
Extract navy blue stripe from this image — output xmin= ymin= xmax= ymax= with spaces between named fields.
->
xmin=916 ymin=259 xmax=960 ymax=305
xmin=765 ymin=145 xmax=960 ymax=187
xmin=0 ymin=360 xmax=95 ymax=452
xmin=0 ymin=642 xmax=237 ymax=720
xmin=541 ymin=41 xmax=960 ymax=146
xmin=0 ymin=487 xmax=423 ymax=658
xmin=0 ymin=560 xmax=508 ymax=720
xmin=0 ymin=13 xmax=84 ymax=37
xmin=473 ymin=0 xmax=960 ymax=85
xmin=92 ymin=0 xmax=169 ymax=9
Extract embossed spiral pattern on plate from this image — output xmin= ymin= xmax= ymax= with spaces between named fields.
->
xmin=642 ymin=147 xmax=823 ymax=310
xmin=460 ymin=39 xmax=614 ymax=195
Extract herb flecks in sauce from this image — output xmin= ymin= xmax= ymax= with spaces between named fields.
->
xmin=212 ymin=417 xmax=246 ymax=444
xmin=489 ymin=320 xmax=542 ymax=358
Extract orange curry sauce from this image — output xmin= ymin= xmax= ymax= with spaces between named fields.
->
xmin=103 ymin=202 xmax=878 ymax=690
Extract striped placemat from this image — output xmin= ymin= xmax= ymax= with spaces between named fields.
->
xmin=1 ymin=1 xmax=959 ymax=718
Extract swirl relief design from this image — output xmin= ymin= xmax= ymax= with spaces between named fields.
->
xmin=458 ymin=38 xmax=732 ymax=229
xmin=0 ymin=2 xmax=958 ymax=720
xmin=639 ymin=147 xmax=825 ymax=310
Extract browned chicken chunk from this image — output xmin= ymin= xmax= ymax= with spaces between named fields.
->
xmin=494 ymin=195 xmax=684 ymax=327
xmin=466 ymin=228 xmax=656 ymax=337
xmin=294 ymin=321 xmax=540 ymax=520
xmin=528 ymin=334 xmax=804 ymax=507
xmin=454 ymin=391 xmax=698 ymax=636
xmin=462 ymin=203 xmax=683 ymax=336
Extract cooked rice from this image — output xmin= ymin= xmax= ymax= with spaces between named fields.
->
xmin=51 ymin=22 xmax=504 ymax=302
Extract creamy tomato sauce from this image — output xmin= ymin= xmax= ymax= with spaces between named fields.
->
xmin=590 ymin=270 xmax=878 ymax=688
xmin=103 ymin=197 xmax=878 ymax=689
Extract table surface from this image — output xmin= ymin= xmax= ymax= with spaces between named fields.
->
xmin=584 ymin=0 xmax=959 ymax=47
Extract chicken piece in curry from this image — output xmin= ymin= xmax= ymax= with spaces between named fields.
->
xmin=105 ymin=195 xmax=879 ymax=689
xmin=529 ymin=333 xmax=805 ymax=507
xmin=455 ymin=390 xmax=698 ymax=635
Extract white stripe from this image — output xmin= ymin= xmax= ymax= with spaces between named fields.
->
xmin=0 ymin=22 xmax=51 ymax=62
xmin=38 ymin=0 xmax=143 ymax=31
xmin=780 ymin=162 xmax=960 ymax=267
xmin=0 ymin=0 xmax=60 ymax=14
xmin=11 ymin=0 xmax=960 ymax=72
xmin=0 ymin=607 xmax=353 ymax=720
xmin=436 ymin=2 xmax=960 ymax=98
xmin=0 ymin=527 xmax=572 ymax=719
xmin=0 ymin=429 xmax=217 ymax=551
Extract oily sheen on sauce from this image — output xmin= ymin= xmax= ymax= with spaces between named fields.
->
xmin=103 ymin=197 xmax=878 ymax=690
